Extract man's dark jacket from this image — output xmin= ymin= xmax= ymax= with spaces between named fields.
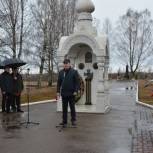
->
xmin=57 ymin=68 xmax=79 ymax=97
xmin=12 ymin=73 xmax=24 ymax=94
xmin=0 ymin=71 xmax=13 ymax=93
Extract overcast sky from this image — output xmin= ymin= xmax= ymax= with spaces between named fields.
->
xmin=91 ymin=0 xmax=153 ymax=72
xmin=92 ymin=0 xmax=153 ymax=24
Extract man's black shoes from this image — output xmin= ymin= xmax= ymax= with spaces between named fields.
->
xmin=59 ymin=122 xmax=67 ymax=127
xmin=17 ymin=109 xmax=24 ymax=113
xmin=71 ymin=121 xmax=77 ymax=126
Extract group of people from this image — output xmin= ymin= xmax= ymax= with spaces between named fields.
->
xmin=0 ymin=66 xmax=24 ymax=113
xmin=0 ymin=58 xmax=79 ymax=127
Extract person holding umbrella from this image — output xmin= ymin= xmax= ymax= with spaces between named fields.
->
xmin=0 ymin=58 xmax=26 ymax=113
xmin=0 ymin=66 xmax=13 ymax=113
xmin=11 ymin=67 xmax=24 ymax=112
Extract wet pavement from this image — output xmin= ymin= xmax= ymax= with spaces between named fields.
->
xmin=0 ymin=80 xmax=152 ymax=153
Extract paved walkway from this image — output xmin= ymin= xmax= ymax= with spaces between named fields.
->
xmin=0 ymin=81 xmax=153 ymax=153
xmin=132 ymin=104 xmax=153 ymax=153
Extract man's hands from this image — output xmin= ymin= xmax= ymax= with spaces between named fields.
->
xmin=73 ymin=92 xmax=77 ymax=96
xmin=57 ymin=91 xmax=80 ymax=99
xmin=73 ymin=90 xmax=80 ymax=96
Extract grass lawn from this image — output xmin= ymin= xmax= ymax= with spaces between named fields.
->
xmin=21 ymin=86 xmax=56 ymax=104
xmin=138 ymin=80 xmax=153 ymax=105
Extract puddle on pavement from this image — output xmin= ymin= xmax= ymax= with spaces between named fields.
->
xmin=128 ymin=128 xmax=133 ymax=135
xmin=0 ymin=113 xmax=25 ymax=131
xmin=0 ymin=113 xmax=25 ymax=139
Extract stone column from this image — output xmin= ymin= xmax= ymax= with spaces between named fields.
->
xmin=104 ymin=59 xmax=109 ymax=91
xmin=97 ymin=62 xmax=105 ymax=93
xmin=96 ymin=57 xmax=111 ymax=113
xmin=96 ymin=57 xmax=105 ymax=112
xmin=104 ymin=59 xmax=111 ymax=108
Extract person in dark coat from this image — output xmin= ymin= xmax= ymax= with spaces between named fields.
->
xmin=12 ymin=67 xmax=24 ymax=112
xmin=0 ymin=67 xmax=13 ymax=113
xmin=57 ymin=59 xmax=80 ymax=126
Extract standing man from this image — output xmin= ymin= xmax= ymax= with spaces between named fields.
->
xmin=0 ymin=66 xmax=13 ymax=113
xmin=12 ymin=67 xmax=24 ymax=112
xmin=57 ymin=59 xmax=79 ymax=127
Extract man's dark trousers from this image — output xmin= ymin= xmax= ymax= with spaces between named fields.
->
xmin=6 ymin=93 xmax=13 ymax=113
xmin=12 ymin=95 xmax=21 ymax=111
xmin=62 ymin=96 xmax=76 ymax=124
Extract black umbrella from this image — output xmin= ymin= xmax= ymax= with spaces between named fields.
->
xmin=1 ymin=58 xmax=26 ymax=68
xmin=0 ymin=60 xmax=6 ymax=69
xmin=0 ymin=63 xmax=5 ymax=69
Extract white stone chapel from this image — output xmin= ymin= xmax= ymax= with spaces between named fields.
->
xmin=57 ymin=0 xmax=111 ymax=113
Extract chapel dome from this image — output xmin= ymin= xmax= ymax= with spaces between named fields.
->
xmin=76 ymin=0 xmax=95 ymax=13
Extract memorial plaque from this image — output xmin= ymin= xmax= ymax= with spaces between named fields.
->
xmin=85 ymin=52 xmax=92 ymax=63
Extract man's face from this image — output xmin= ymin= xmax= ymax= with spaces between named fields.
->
xmin=63 ymin=63 xmax=70 ymax=70
xmin=5 ymin=67 xmax=10 ymax=73
xmin=13 ymin=68 xmax=18 ymax=74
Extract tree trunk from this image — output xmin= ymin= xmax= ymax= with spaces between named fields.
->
xmin=37 ymin=57 xmax=45 ymax=88
xmin=131 ymin=70 xmax=136 ymax=79
xmin=48 ymin=52 xmax=51 ymax=86
xmin=12 ymin=24 xmax=16 ymax=58
xmin=18 ymin=0 xmax=24 ymax=59
xmin=48 ymin=58 xmax=54 ymax=87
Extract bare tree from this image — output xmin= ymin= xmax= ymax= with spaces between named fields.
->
xmin=18 ymin=0 xmax=24 ymax=58
xmin=46 ymin=0 xmax=77 ymax=86
xmin=22 ymin=0 xmax=77 ymax=79
xmin=114 ymin=9 xmax=153 ymax=77
xmin=45 ymin=0 xmax=60 ymax=86
xmin=59 ymin=0 xmax=76 ymax=36
xmin=30 ymin=0 xmax=76 ymax=87
xmin=30 ymin=0 xmax=50 ymax=87
xmin=0 ymin=0 xmax=29 ymax=59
